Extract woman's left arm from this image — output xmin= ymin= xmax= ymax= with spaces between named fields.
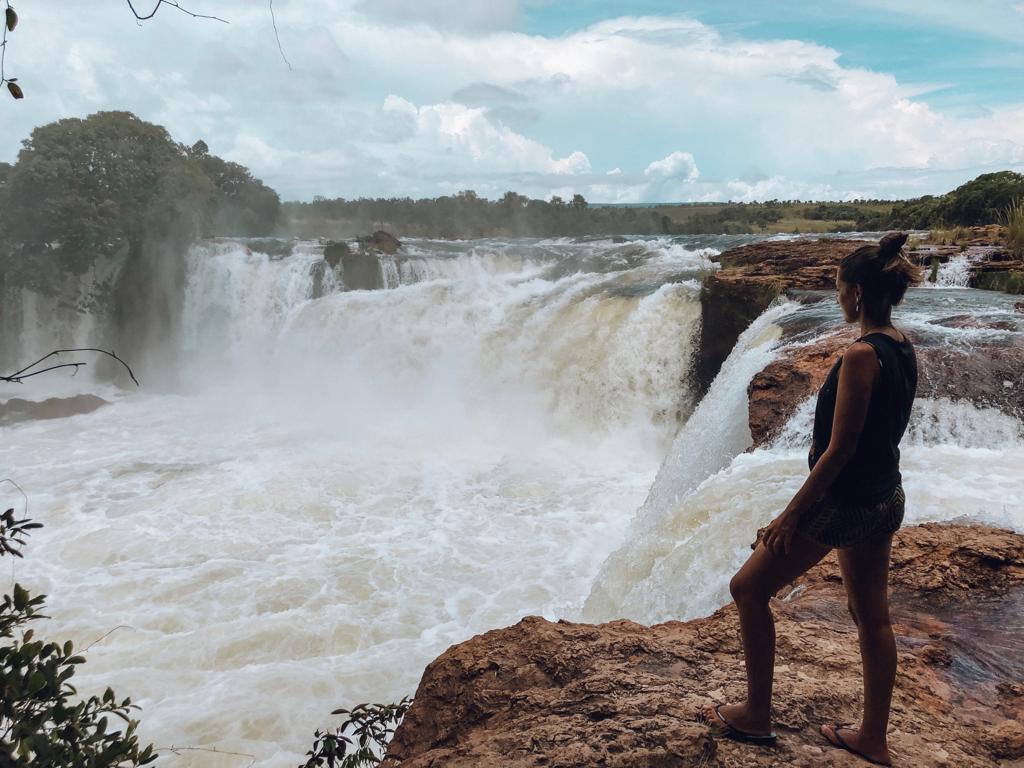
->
xmin=761 ymin=341 xmax=878 ymax=556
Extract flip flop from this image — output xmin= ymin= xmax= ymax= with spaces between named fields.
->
xmin=704 ymin=704 xmax=777 ymax=745
xmin=821 ymin=724 xmax=892 ymax=767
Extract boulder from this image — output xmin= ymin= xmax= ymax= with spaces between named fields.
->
xmin=358 ymin=230 xmax=403 ymax=255
xmin=384 ymin=524 xmax=1024 ymax=768
xmin=340 ymin=250 xmax=385 ymax=291
xmin=323 ymin=241 xmax=352 ymax=269
xmin=0 ymin=394 xmax=109 ymax=424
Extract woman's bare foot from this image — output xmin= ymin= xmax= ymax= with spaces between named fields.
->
xmin=701 ymin=701 xmax=772 ymax=737
xmin=821 ymin=724 xmax=892 ymax=766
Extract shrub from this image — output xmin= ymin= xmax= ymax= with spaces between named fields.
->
xmin=1004 ymin=197 xmax=1024 ymax=257
xmin=0 ymin=505 xmax=157 ymax=767
xmin=302 ymin=699 xmax=411 ymax=768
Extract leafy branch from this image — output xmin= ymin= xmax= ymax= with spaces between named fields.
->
xmin=1 ymin=348 xmax=139 ymax=386
xmin=302 ymin=699 xmax=412 ymax=768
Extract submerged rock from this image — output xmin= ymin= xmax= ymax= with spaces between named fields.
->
xmin=0 ymin=394 xmax=109 ymax=424
xmin=383 ymin=524 xmax=1024 ymax=768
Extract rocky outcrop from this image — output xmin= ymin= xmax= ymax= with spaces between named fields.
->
xmin=0 ymin=394 xmax=109 ymax=424
xmin=695 ymin=239 xmax=873 ymax=394
xmin=358 ymin=230 xmax=403 ymax=255
xmin=322 ymin=232 xmax=403 ymax=291
xmin=323 ymin=241 xmax=352 ymax=269
xmin=748 ymin=331 xmax=1024 ymax=447
xmin=384 ymin=523 xmax=1024 ymax=767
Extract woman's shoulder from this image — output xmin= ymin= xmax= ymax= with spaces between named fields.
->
xmin=840 ymin=341 xmax=881 ymax=378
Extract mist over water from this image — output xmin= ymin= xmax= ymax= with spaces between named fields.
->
xmin=3 ymin=235 xmax=1023 ymax=764
xmin=2 ymin=236 xmax=714 ymax=765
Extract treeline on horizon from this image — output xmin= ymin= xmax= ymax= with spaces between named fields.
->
xmin=285 ymin=171 xmax=1024 ymax=238
xmin=1 ymin=112 xmax=1023 ymax=278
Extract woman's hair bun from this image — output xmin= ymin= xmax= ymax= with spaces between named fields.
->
xmin=878 ymin=231 xmax=909 ymax=258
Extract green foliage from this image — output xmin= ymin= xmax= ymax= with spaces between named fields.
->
xmin=186 ymin=141 xmax=281 ymax=236
xmin=0 ymin=111 xmax=280 ymax=295
xmin=302 ymin=699 xmax=411 ymax=768
xmin=1004 ymin=198 xmax=1024 ymax=257
xmin=0 ymin=510 xmax=157 ymax=767
xmin=0 ymin=507 xmax=41 ymax=558
xmin=884 ymin=172 xmax=1024 ymax=230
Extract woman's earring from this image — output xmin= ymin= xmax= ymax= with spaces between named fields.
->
xmin=855 ymin=299 xmax=861 ymax=315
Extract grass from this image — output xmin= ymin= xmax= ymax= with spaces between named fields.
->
xmin=1004 ymin=198 xmax=1024 ymax=257
xmin=925 ymin=226 xmax=971 ymax=246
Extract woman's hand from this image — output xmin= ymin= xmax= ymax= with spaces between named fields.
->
xmin=760 ymin=506 xmax=802 ymax=557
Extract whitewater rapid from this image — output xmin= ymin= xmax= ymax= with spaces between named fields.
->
xmin=1 ymin=236 xmax=715 ymax=766
xmin=3 ymin=235 xmax=1023 ymax=766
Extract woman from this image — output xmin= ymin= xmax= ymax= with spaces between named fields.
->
xmin=701 ymin=232 xmax=920 ymax=767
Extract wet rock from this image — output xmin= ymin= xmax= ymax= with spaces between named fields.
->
xmin=0 ymin=394 xmax=109 ymax=424
xmin=323 ymin=240 xmax=352 ymax=269
xmin=246 ymin=238 xmax=294 ymax=259
xmin=1015 ymin=301 xmax=1024 ymax=315
xmin=340 ymin=250 xmax=385 ymax=291
xmin=748 ymin=333 xmax=1024 ymax=447
xmin=384 ymin=524 xmax=1024 ymax=768
xmin=358 ymin=230 xmax=402 ymax=255
xmin=929 ymin=314 xmax=1016 ymax=331
xmin=695 ymin=239 xmax=872 ymax=395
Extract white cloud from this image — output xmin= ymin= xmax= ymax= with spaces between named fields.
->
xmin=645 ymin=151 xmax=700 ymax=182
xmin=355 ymin=0 xmax=523 ymax=31
xmin=2 ymin=3 xmax=1023 ymax=201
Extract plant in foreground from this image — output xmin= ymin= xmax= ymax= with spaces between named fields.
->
xmin=0 ymin=502 xmax=157 ymax=767
xmin=1004 ymin=197 xmax=1024 ymax=257
xmin=302 ymin=699 xmax=412 ymax=768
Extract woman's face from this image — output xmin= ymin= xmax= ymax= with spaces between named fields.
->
xmin=836 ymin=271 xmax=861 ymax=323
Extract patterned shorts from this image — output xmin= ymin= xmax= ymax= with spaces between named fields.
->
xmin=796 ymin=484 xmax=905 ymax=549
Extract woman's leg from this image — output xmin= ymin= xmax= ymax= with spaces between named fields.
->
xmin=705 ymin=535 xmax=831 ymax=734
xmin=822 ymin=534 xmax=895 ymax=765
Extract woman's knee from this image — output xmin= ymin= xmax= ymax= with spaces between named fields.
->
xmin=730 ymin=572 xmax=768 ymax=606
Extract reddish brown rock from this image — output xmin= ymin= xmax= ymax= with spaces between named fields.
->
xmin=695 ymin=239 xmax=872 ymax=393
xmin=384 ymin=524 xmax=1024 ymax=768
xmin=929 ymin=314 xmax=1016 ymax=331
xmin=713 ymin=238 xmax=873 ymax=292
xmin=0 ymin=394 xmax=109 ymax=424
xmin=748 ymin=333 xmax=1024 ymax=447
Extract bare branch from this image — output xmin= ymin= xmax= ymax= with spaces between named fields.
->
xmin=2 ymin=348 xmax=140 ymax=386
xmin=155 ymin=745 xmax=256 ymax=767
xmin=269 ymin=0 xmax=292 ymax=70
xmin=125 ymin=0 xmax=227 ymax=24
xmin=83 ymin=625 xmax=135 ymax=653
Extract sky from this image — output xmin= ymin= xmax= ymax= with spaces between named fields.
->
xmin=1 ymin=0 xmax=1023 ymax=202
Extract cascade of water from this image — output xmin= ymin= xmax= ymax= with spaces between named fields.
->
xmin=582 ymin=300 xmax=797 ymax=620
xmin=933 ymin=253 xmax=974 ymax=288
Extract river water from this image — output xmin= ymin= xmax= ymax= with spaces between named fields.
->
xmin=2 ymin=235 xmax=1022 ymax=765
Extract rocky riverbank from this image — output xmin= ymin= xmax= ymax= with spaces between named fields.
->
xmin=695 ymin=228 xmax=1023 ymax=393
xmin=383 ymin=523 xmax=1024 ymax=767
xmin=382 ymin=230 xmax=1024 ymax=768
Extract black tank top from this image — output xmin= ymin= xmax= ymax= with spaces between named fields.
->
xmin=809 ymin=332 xmax=918 ymax=504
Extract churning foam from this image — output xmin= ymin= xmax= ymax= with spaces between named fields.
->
xmin=2 ymin=236 xmax=715 ymax=766
xmin=585 ymin=288 xmax=1024 ymax=625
